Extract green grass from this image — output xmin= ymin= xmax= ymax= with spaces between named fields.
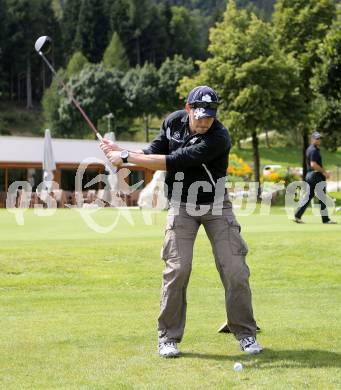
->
xmin=232 ymin=145 xmax=341 ymax=170
xmin=0 ymin=208 xmax=341 ymax=389
xmin=330 ymin=192 xmax=341 ymax=206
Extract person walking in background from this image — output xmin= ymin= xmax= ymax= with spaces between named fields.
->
xmin=294 ymin=132 xmax=337 ymax=224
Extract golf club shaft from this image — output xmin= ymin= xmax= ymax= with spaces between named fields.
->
xmin=38 ymin=49 xmax=134 ymax=177
xmin=38 ymin=52 xmax=122 ymax=176
xmin=39 ymin=52 xmax=103 ymax=142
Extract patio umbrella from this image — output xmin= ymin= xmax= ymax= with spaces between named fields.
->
xmin=104 ymin=132 xmax=118 ymax=191
xmin=43 ymin=129 xmax=56 ymax=191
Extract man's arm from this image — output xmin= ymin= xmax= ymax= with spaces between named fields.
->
xmin=101 ymin=138 xmax=144 ymax=154
xmin=101 ymin=149 xmax=166 ymax=171
xmin=128 ymin=153 xmax=166 ymax=170
xmin=311 ymin=161 xmax=329 ymax=178
xmin=102 ymin=133 xmax=228 ymax=172
xmin=309 ymin=148 xmax=329 ymax=177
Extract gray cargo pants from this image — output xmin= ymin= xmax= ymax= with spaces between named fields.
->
xmin=158 ymin=195 xmax=257 ymax=344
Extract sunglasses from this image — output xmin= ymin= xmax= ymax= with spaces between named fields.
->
xmin=189 ymin=101 xmax=219 ymax=110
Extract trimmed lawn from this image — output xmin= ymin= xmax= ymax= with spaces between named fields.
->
xmin=232 ymin=145 xmax=341 ymax=170
xmin=0 ymin=208 xmax=340 ymax=389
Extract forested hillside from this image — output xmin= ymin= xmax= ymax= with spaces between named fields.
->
xmin=1 ymin=0 xmax=339 ymax=156
xmin=155 ymin=0 xmax=274 ymax=17
xmin=0 ymin=0 xmax=275 ymax=111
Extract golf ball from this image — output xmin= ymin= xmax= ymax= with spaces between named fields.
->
xmin=233 ymin=362 xmax=243 ymax=372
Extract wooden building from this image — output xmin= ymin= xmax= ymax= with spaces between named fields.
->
xmin=0 ymin=136 xmax=154 ymax=207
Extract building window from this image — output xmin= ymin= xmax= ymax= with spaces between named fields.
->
xmin=5 ymin=168 xmax=44 ymax=191
xmin=27 ymin=168 xmax=43 ymax=191
xmin=61 ymin=168 xmax=100 ymax=191
xmin=128 ymin=170 xmax=145 ymax=188
xmin=0 ymin=169 xmax=5 ymax=191
xmin=8 ymin=168 xmax=27 ymax=187
xmin=82 ymin=169 xmax=101 ymax=190
xmin=61 ymin=169 xmax=77 ymax=191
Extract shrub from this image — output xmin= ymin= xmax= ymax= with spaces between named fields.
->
xmin=0 ymin=117 xmax=10 ymax=134
xmin=263 ymin=171 xmax=300 ymax=186
xmin=228 ymin=154 xmax=252 ymax=180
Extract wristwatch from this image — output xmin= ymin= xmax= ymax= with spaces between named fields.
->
xmin=120 ymin=150 xmax=129 ymax=163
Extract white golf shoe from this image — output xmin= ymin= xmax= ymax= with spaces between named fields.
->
xmin=239 ymin=336 xmax=263 ymax=354
xmin=158 ymin=341 xmax=180 ymax=358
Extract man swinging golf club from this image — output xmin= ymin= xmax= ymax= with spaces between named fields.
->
xmin=33 ymin=39 xmax=261 ymax=354
xmin=100 ymin=86 xmax=263 ymax=357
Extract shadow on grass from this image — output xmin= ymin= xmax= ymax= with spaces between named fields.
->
xmin=181 ymin=349 xmax=341 ymax=368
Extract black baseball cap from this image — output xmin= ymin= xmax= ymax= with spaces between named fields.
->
xmin=187 ymin=86 xmax=219 ymax=119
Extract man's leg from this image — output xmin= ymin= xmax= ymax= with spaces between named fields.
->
xmin=316 ymin=180 xmax=331 ymax=223
xmin=203 ymin=206 xmax=257 ymax=341
xmin=158 ymin=206 xmax=200 ymax=347
xmin=295 ymin=180 xmax=314 ymax=220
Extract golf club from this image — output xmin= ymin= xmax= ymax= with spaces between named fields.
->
xmin=34 ymin=36 xmax=103 ymax=142
xmin=34 ymin=35 xmax=129 ymax=186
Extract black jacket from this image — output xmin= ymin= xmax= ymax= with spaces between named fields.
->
xmin=306 ymin=144 xmax=323 ymax=172
xmin=305 ymin=144 xmax=325 ymax=183
xmin=143 ymin=110 xmax=231 ymax=204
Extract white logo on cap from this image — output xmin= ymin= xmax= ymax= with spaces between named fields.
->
xmin=194 ymin=108 xmax=206 ymax=119
xmin=202 ymin=94 xmax=212 ymax=102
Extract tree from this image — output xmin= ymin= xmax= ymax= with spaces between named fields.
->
xmin=158 ymin=55 xmax=195 ymax=114
xmin=314 ymin=99 xmax=341 ymax=151
xmin=273 ymin=0 xmax=336 ymax=177
xmin=179 ymin=0 xmax=303 ymax=188
xmin=60 ymin=0 xmax=82 ymax=61
xmin=140 ymin=2 xmax=171 ymax=66
xmin=106 ymin=0 xmax=133 ymax=55
xmin=312 ymin=9 xmax=341 ymax=150
xmin=103 ymin=32 xmax=129 ymax=71
xmin=0 ymin=0 xmax=7 ymax=98
xmin=4 ymin=0 xmax=61 ymax=108
xmin=127 ymin=0 xmax=154 ymax=66
xmin=169 ymin=6 xmax=205 ymax=59
xmin=74 ymin=0 xmax=109 ymax=63
xmin=156 ymin=0 xmax=227 ymax=15
xmin=236 ymin=0 xmax=275 ymax=20
xmin=105 ymin=0 xmax=211 ymax=67
xmin=42 ymin=68 xmax=65 ymax=134
xmin=122 ymin=63 xmax=160 ymax=141
xmin=57 ymin=65 xmax=127 ymax=138
xmin=66 ymin=51 xmax=90 ymax=79
xmin=51 ymin=0 xmax=64 ymax=20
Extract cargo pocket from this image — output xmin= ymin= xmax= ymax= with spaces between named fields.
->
xmin=161 ymin=215 xmax=178 ymax=260
xmin=226 ymin=216 xmax=248 ymax=256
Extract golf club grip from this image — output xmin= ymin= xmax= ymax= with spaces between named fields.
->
xmin=96 ymin=133 xmax=103 ymax=142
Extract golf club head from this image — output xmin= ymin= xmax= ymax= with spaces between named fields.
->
xmin=34 ymin=36 xmax=52 ymax=55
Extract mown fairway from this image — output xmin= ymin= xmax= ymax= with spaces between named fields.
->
xmin=0 ymin=207 xmax=340 ymax=389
